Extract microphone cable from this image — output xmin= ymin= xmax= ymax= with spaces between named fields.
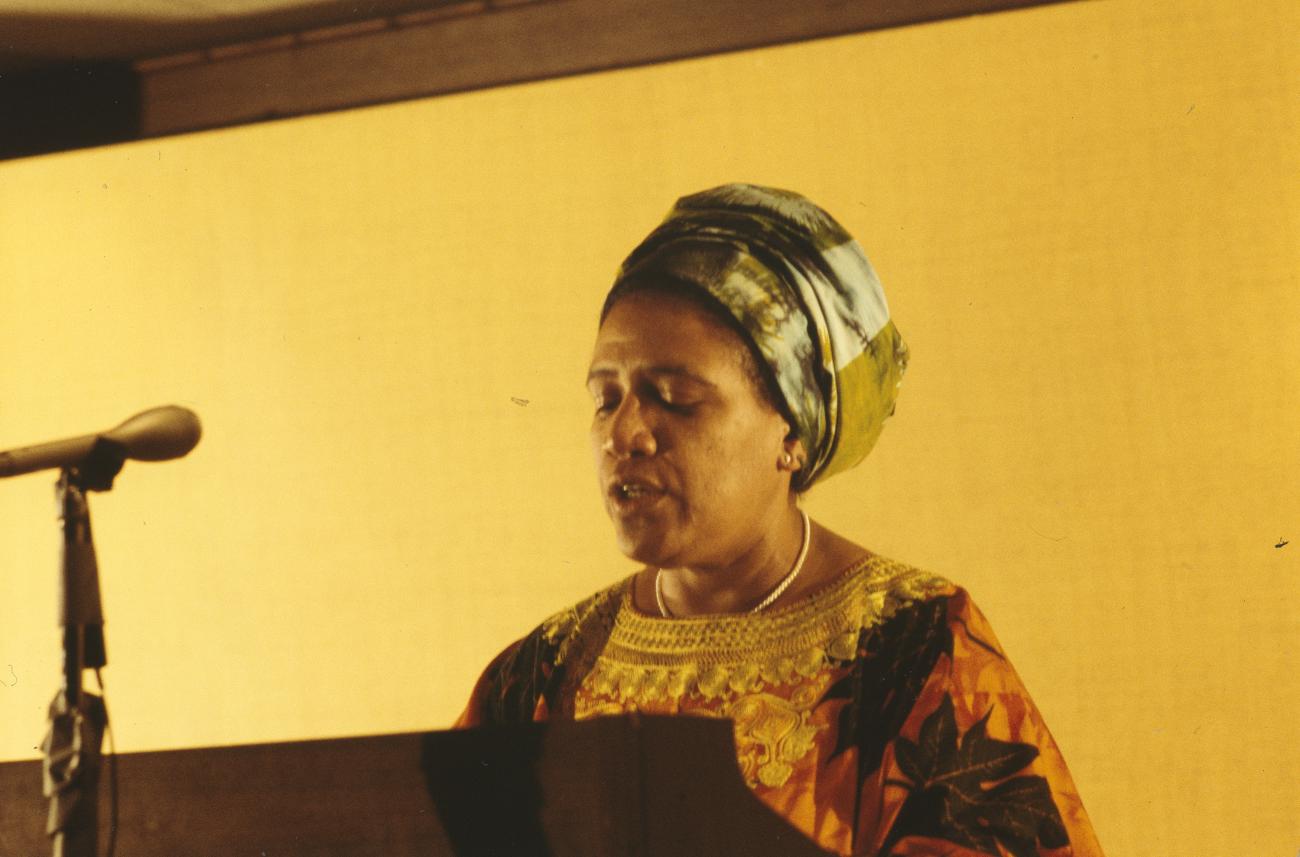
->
xmin=93 ymin=668 xmax=118 ymax=857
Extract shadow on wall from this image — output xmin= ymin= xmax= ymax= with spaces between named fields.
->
xmin=0 ymin=2 xmax=456 ymax=160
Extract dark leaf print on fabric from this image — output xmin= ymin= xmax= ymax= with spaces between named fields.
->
xmin=481 ymin=631 xmax=558 ymax=724
xmin=822 ymin=596 xmax=953 ymax=777
xmin=880 ymin=695 xmax=1069 ymax=857
xmin=481 ymin=582 xmax=625 ymax=724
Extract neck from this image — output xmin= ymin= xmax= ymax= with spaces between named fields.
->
xmin=657 ymin=503 xmax=807 ymax=615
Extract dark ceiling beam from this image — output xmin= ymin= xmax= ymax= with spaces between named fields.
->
xmin=0 ymin=62 xmax=139 ymax=159
xmin=1 ymin=0 xmax=1076 ymax=159
xmin=138 ymin=0 xmax=1074 ymax=139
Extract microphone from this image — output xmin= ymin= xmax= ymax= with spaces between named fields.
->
xmin=0 ymin=406 xmax=202 ymax=479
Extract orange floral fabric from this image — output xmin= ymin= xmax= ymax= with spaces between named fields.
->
xmin=457 ymin=555 xmax=1103 ymax=857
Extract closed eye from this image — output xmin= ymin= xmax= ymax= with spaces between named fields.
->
xmin=653 ymin=387 xmax=699 ymax=414
xmin=592 ymin=390 xmax=621 ymax=414
xmin=588 ymin=380 xmax=702 ymax=417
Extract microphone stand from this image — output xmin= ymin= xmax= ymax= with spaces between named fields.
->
xmin=41 ymin=439 xmax=124 ymax=857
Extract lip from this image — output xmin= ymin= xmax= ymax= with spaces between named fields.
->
xmin=606 ymin=474 xmax=667 ymax=514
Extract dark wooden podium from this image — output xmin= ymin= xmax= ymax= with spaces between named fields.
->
xmin=0 ymin=716 xmax=835 ymax=856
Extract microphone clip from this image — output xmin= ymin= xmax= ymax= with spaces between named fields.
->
xmin=66 ymin=437 xmax=127 ymax=493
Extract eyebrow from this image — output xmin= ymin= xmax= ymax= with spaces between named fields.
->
xmin=585 ymin=365 xmax=718 ymax=388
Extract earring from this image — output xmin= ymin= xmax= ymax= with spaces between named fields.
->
xmin=782 ymin=452 xmax=793 ymax=467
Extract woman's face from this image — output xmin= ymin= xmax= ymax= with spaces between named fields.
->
xmin=588 ymin=290 xmax=796 ymax=569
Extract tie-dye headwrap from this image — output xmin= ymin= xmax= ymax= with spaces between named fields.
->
xmin=604 ymin=184 xmax=909 ymax=490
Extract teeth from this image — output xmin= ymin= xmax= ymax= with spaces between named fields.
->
xmin=619 ymin=483 xmax=647 ymax=499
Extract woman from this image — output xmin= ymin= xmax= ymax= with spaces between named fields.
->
xmin=458 ymin=185 xmax=1103 ymax=856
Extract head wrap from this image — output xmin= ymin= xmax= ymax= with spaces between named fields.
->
xmin=603 ymin=184 xmax=908 ymax=489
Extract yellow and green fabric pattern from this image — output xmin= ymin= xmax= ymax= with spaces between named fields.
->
xmin=606 ymin=184 xmax=909 ymax=489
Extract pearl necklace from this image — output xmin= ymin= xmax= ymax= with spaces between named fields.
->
xmin=654 ymin=509 xmax=812 ymax=618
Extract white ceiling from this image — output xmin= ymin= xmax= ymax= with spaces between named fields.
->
xmin=0 ymin=0 xmax=453 ymax=70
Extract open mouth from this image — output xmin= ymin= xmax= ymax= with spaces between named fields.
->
xmin=608 ymin=479 xmax=664 ymax=509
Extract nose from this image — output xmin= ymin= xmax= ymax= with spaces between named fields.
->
xmin=602 ymin=395 xmax=657 ymax=458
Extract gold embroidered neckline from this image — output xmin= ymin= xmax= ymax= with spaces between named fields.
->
xmin=577 ymin=555 xmax=950 ymax=717
xmin=603 ymin=554 xmax=948 ymax=669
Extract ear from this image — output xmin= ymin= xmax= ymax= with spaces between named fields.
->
xmin=779 ymin=437 xmax=807 ymax=474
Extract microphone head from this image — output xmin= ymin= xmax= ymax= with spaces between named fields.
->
xmin=103 ymin=406 xmax=202 ymax=462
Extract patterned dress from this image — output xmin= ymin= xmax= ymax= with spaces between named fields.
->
xmin=457 ymin=555 xmax=1103 ymax=857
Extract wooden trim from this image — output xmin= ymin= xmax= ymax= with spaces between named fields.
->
xmin=0 ymin=62 xmax=139 ymax=159
xmin=137 ymin=0 xmax=1075 ymax=139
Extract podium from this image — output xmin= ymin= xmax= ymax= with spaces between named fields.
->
xmin=0 ymin=716 xmax=835 ymax=856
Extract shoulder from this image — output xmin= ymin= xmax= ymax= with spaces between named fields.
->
xmin=461 ymin=576 xmax=632 ymax=724
xmin=844 ymin=554 xmax=1041 ymax=709
xmin=842 ymin=551 xmax=958 ymax=630
xmin=832 ymin=553 xmax=1012 ymax=669
xmin=532 ymin=575 xmax=632 ymax=668
xmin=494 ymin=574 xmax=633 ymax=673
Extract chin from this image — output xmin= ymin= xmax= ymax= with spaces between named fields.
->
xmin=615 ymin=534 xmax=662 ymax=566
xmin=612 ymin=524 xmax=678 ymax=568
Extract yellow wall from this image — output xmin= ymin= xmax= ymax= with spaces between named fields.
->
xmin=1 ymin=0 xmax=1296 ymax=853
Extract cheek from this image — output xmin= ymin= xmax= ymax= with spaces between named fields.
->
xmin=680 ymin=425 xmax=777 ymax=503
